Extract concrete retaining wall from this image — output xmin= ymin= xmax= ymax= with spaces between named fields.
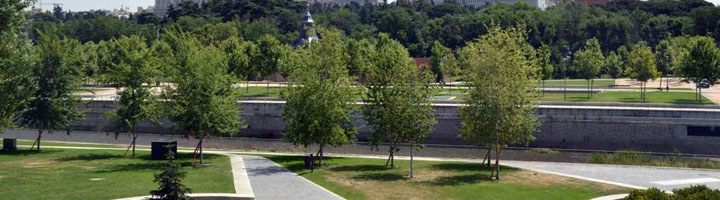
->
xmin=70 ymin=100 xmax=720 ymax=155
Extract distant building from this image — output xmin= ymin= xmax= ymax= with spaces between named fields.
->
xmin=293 ymin=7 xmax=320 ymax=48
xmin=154 ymin=0 xmax=205 ymax=17
xmin=434 ymin=0 xmax=549 ymax=10
xmin=110 ymin=6 xmax=132 ymax=19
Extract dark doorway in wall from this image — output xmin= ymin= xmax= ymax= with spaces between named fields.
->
xmin=687 ymin=126 xmax=720 ymax=137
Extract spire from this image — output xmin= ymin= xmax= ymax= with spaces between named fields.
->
xmin=293 ymin=1 xmax=319 ymax=48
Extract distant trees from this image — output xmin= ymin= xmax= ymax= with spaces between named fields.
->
xmin=282 ymin=30 xmax=358 ymax=167
xmin=538 ymin=44 xmax=554 ymax=96
xmin=164 ymin=33 xmax=244 ymax=165
xmin=100 ymin=35 xmax=161 ymax=158
xmin=363 ymin=34 xmax=436 ymax=176
xmin=626 ymin=42 xmax=659 ymax=102
xmin=20 ymin=34 xmax=85 ymax=152
xmin=572 ymin=38 xmax=604 ymax=99
xmin=679 ymin=36 xmax=720 ymax=103
xmin=603 ymin=51 xmax=624 ymax=83
xmin=430 ymin=41 xmax=456 ymax=83
xmin=458 ymin=26 xmax=540 ymax=180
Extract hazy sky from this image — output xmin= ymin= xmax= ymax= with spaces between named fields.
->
xmin=35 ymin=0 xmax=720 ymax=12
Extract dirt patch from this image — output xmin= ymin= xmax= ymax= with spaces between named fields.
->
xmin=505 ymin=170 xmax=624 ymax=191
xmin=22 ymin=160 xmax=57 ymax=168
xmin=0 ymin=176 xmax=5 ymax=179
xmin=89 ymin=178 xmax=105 ymax=181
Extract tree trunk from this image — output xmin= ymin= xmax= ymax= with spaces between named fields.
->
xmin=36 ymin=129 xmax=43 ymax=152
xmin=266 ymin=80 xmax=270 ymax=97
xmin=495 ymin=146 xmax=500 ymax=180
xmin=410 ymin=143 xmax=414 ymax=178
xmin=199 ymin=134 xmax=205 ymax=165
xmin=131 ymin=132 xmax=138 ymax=158
xmin=317 ymin=145 xmax=324 ymax=167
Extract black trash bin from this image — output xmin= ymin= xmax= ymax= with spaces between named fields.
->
xmin=304 ymin=153 xmax=314 ymax=170
xmin=2 ymin=138 xmax=16 ymax=152
xmin=151 ymin=141 xmax=178 ymax=160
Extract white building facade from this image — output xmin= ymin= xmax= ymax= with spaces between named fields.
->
xmin=154 ymin=0 xmax=205 ymax=17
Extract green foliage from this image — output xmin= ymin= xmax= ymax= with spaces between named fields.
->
xmin=0 ymin=0 xmax=35 ymax=133
xmin=627 ymin=42 xmax=659 ymax=82
xmin=151 ymin=151 xmax=192 ymax=200
xmin=458 ymin=25 xmax=539 ymax=165
xmin=604 ymin=51 xmax=624 ymax=79
xmin=100 ymin=36 xmax=161 ymax=133
xmin=346 ymin=38 xmax=376 ymax=79
xmin=165 ymin=35 xmax=243 ymax=137
xmin=20 ymin=33 xmax=85 ymax=137
xmin=282 ymin=29 xmax=358 ymax=157
xmin=538 ymin=44 xmax=555 ymax=80
xmin=254 ymin=34 xmax=292 ymax=77
xmin=572 ymin=38 xmax=604 ymax=81
xmin=363 ymin=34 xmax=437 ymax=167
xmin=624 ymin=185 xmax=720 ymax=200
xmin=680 ymin=36 xmax=720 ymax=88
xmin=221 ymin=36 xmax=256 ymax=79
xmin=430 ymin=41 xmax=457 ymax=82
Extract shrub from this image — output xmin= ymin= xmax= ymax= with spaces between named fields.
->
xmin=150 ymin=150 xmax=192 ymax=200
xmin=623 ymin=185 xmax=720 ymax=200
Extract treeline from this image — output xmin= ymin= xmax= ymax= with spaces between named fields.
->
xmin=29 ymin=0 xmax=720 ymax=78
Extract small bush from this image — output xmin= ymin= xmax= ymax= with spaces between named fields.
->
xmin=623 ymin=185 xmax=720 ymax=200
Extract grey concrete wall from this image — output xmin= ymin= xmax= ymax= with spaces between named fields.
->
xmin=69 ymin=100 xmax=720 ymax=154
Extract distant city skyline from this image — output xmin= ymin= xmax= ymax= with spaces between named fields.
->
xmin=30 ymin=0 xmax=720 ymax=12
xmin=31 ymin=0 xmax=155 ymax=12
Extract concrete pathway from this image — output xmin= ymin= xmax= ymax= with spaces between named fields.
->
xmin=503 ymin=160 xmax=720 ymax=191
xmin=242 ymin=155 xmax=344 ymax=200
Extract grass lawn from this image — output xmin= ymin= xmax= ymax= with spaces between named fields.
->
xmin=536 ymin=91 xmax=714 ymax=104
xmin=262 ymin=155 xmax=629 ymax=200
xmin=538 ymin=79 xmax=616 ymax=86
xmin=16 ymin=139 xmax=126 ymax=148
xmin=238 ymin=86 xmax=283 ymax=97
xmin=589 ymin=151 xmax=720 ymax=169
xmin=0 ymin=147 xmax=233 ymax=200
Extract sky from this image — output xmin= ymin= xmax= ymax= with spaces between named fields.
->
xmin=33 ymin=0 xmax=720 ymax=12
xmin=33 ymin=0 xmax=155 ymax=12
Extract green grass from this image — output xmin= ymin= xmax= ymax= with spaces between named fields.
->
xmin=589 ymin=151 xmax=720 ymax=169
xmin=539 ymin=79 xmax=616 ymax=86
xmin=262 ymin=155 xmax=629 ymax=200
xmin=0 ymin=147 xmax=233 ymax=199
xmin=16 ymin=139 xmax=125 ymax=148
xmin=536 ymin=91 xmax=714 ymax=104
xmin=238 ymin=86 xmax=283 ymax=97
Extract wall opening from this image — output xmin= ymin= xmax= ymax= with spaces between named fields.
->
xmin=687 ymin=126 xmax=720 ymax=137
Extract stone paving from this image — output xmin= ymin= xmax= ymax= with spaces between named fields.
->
xmin=242 ymin=155 xmax=344 ymax=200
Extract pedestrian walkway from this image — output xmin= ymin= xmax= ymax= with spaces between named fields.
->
xmin=242 ymin=155 xmax=344 ymax=200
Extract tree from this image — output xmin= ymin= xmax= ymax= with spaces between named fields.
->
xmin=253 ymin=35 xmax=289 ymax=96
xmin=538 ymin=44 xmax=554 ymax=96
xmin=165 ymin=33 xmax=244 ymax=165
xmin=430 ymin=41 xmax=456 ymax=83
xmin=20 ymin=33 xmax=85 ymax=152
xmin=572 ymin=38 xmax=604 ymax=99
xmin=603 ymin=51 xmax=624 ymax=83
xmin=363 ymin=34 xmax=437 ymax=177
xmin=221 ymin=36 xmax=257 ymax=94
xmin=655 ymin=39 xmax=672 ymax=91
xmin=347 ymin=38 xmax=376 ymax=82
xmin=626 ymin=42 xmax=659 ymax=102
xmin=458 ymin=26 xmax=539 ymax=180
xmin=282 ymin=29 xmax=358 ymax=167
xmin=679 ymin=37 xmax=720 ymax=104
xmin=150 ymin=148 xmax=191 ymax=200
xmin=101 ymin=35 xmax=161 ymax=158
xmin=0 ymin=0 xmax=35 ymax=133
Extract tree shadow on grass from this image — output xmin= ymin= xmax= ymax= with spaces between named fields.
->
xmin=430 ymin=163 xmax=517 ymax=172
xmin=0 ymin=149 xmax=62 ymax=156
xmin=352 ymin=173 xmax=406 ymax=181
xmin=56 ymin=153 xmax=124 ymax=161
xmin=330 ymin=165 xmax=389 ymax=172
xmin=423 ymin=174 xmax=493 ymax=186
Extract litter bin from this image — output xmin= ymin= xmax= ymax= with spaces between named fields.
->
xmin=2 ymin=138 xmax=16 ymax=152
xmin=304 ymin=153 xmax=314 ymax=170
xmin=151 ymin=141 xmax=177 ymax=160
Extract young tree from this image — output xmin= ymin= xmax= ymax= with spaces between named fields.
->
xmin=538 ymin=44 xmax=555 ymax=96
xmin=150 ymin=149 xmax=191 ymax=200
xmin=572 ymin=38 xmax=604 ymax=99
xmin=679 ymin=36 xmax=720 ymax=103
xmin=20 ymin=33 xmax=85 ymax=152
xmin=626 ymin=42 xmax=660 ymax=102
xmin=253 ymin=35 xmax=289 ymax=96
xmin=282 ymin=29 xmax=358 ymax=167
xmin=656 ymin=39 xmax=672 ymax=91
xmin=604 ymin=51 xmax=624 ymax=84
xmin=165 ymin=35 xmax=244 ymax=165
xmin=347 ymin=38 xmax=376 ymax=83
xmin=430 ymin=41 xmax=456 ymax=83
xmin=101 ymin=35 xmax=161 ymax=158
xmin=0 ymin=0 xmax=35 ymax=133
xmin=458 ymin=26 xmax=540 ymax=180
xmin=221 ymin=36 xmax=257 ymax=93
xmin=363 ymin=34 xmax=437 ymax=176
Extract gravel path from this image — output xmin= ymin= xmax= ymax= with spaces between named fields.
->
xmin=241 ymin=155 xmax=344 ymax=200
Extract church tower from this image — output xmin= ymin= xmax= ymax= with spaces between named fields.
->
xmin=292 ymin=3 xmax=319 ymax=48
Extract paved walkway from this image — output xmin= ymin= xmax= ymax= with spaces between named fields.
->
xmin=242 ymin=155 xmax=344 ymax=200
